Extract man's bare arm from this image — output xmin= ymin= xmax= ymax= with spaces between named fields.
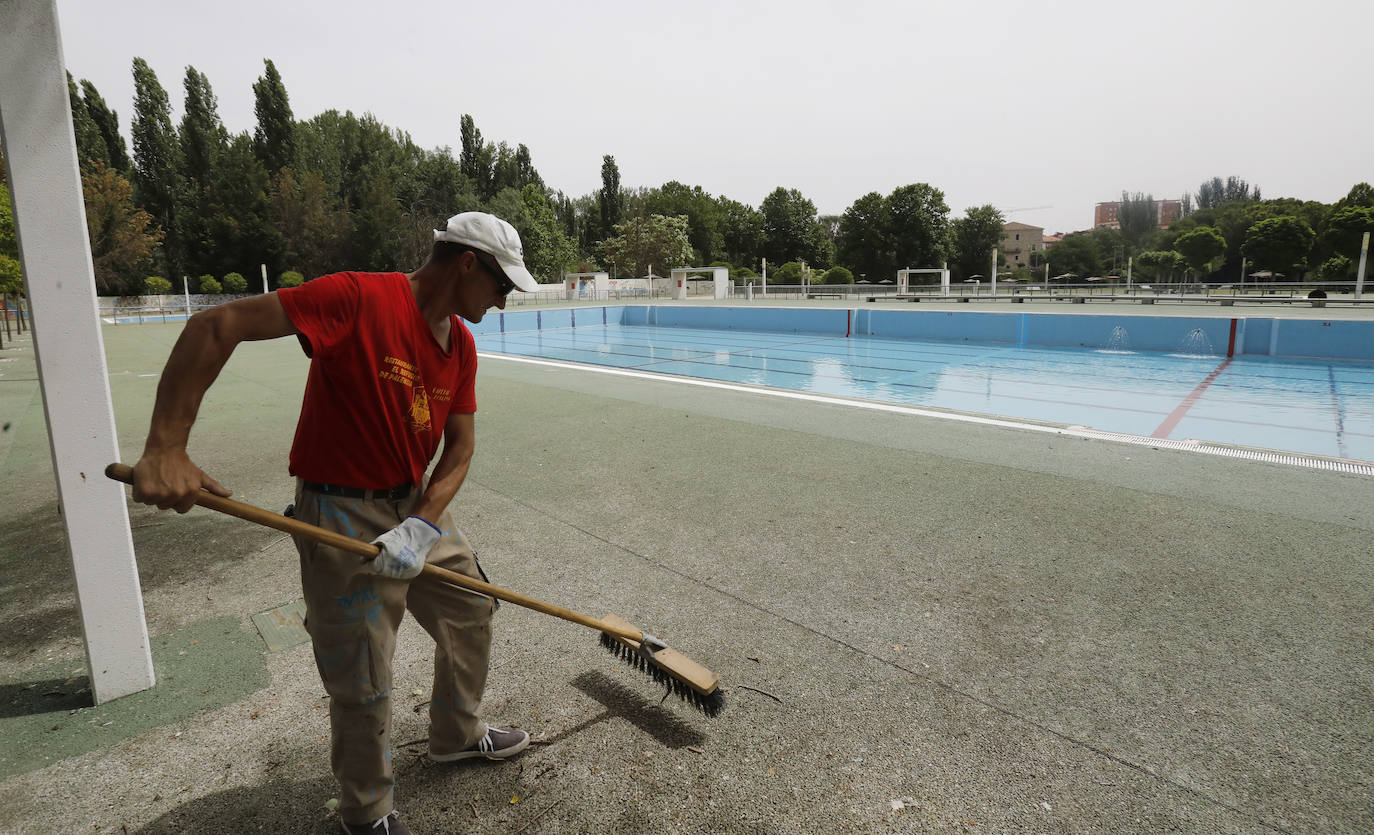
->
xmin=410 ymin=411 xmax=475 ymax=525
xmin=133 ymin=293 xmax=297 ymax=513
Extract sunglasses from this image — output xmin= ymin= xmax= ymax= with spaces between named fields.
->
xmin=475 ymin=253 xmax=516 ymax=295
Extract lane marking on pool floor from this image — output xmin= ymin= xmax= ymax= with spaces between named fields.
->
xmin=480 ymin=351 xmax=1374 ymax=477
xmin=1151 ymin=358 xmax=1233 ymax=439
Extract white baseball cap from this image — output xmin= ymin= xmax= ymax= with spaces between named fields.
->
xmin=433 ymin=212 xmax=538 ymax=292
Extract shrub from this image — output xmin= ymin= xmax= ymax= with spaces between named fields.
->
xmin=222 ymin=272 xmax=248 ymax=293
xmin=279 ymin=271 xmax=304 ymax=288
xmin=825 ymin=266 xmax=854 ymax=284
xmin=198 ymin=275 xmax=222 ymax=294
xmin=145 ymin=276 xmax=172 ymax=294
xmin=772 ymin=261 xmax=804 ymax=283
xmin=1318 ymin=255 xmax=1352 ymax=280
xmin=734 ymin=266 xmax=758 ymax=279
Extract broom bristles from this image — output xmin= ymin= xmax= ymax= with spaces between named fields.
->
xmin=599 ymin=631 xmax=726 ymax=717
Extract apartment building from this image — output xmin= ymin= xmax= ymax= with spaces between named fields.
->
xmin=1094 ymin=199 xmax=1182 ymax=230
xmin=1000 ymin=222 xmax=1044 ymax=270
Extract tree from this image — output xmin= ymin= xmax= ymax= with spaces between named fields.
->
xmin=271 ymin=167 xmax=352 ymax=281
xmin=950 ymin=205 xmax=1005 ymax=281
xmin=0 ymin=184 xmax=20 ymax=295
xmin=459 ymin=114 xmax=493 ymax=197
xmin=1340 ymin=182 xmax=1373 ymax=209
xmin=81 ymin=160 xmax=164 ymax=293
xmin=1195 ymin=176 xmax=1260 ymax=210
xmin=645 ymin=181 xmax=724 ymax=264
xmin=145 ymin=276 xmax=172 ymax=294
xmin=67 ymin=73 xmax=107 ymax=170
xmin=825 ymin=266 xmax=854 ymax=284
xmin=81 ymin=80 xmax=131 ymax=173
xmin=1319 ymin=206 xmax=1374 ymax=262
xmin=1241 ymin=216 xmax=1315 ymax=279
xmin=598 ymin=155 xmax=624 ymax=240
xmin=0 ymin=254 xmax=20 ymax=297
xmin=887 ymin=183 xmax=950 ymax=270
xmin=1118 ymin=191 xmax=1158 ymax=250
xmin=836 ymin=191 xmax=893 ymax=281
xmin=517 ymin=184 xmax=578 ymax=281
xmin=222 ymin=272 xmax=248 ymax=293
xmin=1134 ymin=250 xmax=1187 ymax=284
xmin=760 ymin=187 xmax=821 ymax=266
xmin=179 ymin=66 xmax=226 ymax=192
xmin=279 ymin=271 xmax=303 ymax=287
xmin=597 ymin=214 xmax=691 ymax=277
xmin=1318 ymin=255 xmax=1352 ymax=280
xmin=0 ymin=182 xmax=16 ymax=260
xmin=718 ymin=197 xmax=765 ymax=269
xmin=1173 ymin=226 xmax=1227 ymax=279
xmin=206 ymin=133 xmax=282 ymax=279
xmin=198 ymin=275 xmax=222 ymax=293
xmin=252 ymin=59 xmax=296 ymax=174
xmin=1046 ymin=232 xmax=1101 ymax=280
xmin=130 ymin=58 xmax=181 ymax=274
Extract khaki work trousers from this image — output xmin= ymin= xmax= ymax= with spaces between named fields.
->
xmin=291 ymin=479 xmax=495 ymax=825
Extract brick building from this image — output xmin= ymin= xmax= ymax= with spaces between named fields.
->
xmin=1094 ymin=200 xmax=1182 ymax=230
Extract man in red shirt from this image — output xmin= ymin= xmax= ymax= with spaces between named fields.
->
xmin=131 ymin=212 xmax=539 ymax=835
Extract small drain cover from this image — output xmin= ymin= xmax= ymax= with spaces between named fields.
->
xmin=251 ymin=600 xmax=309 ymax=652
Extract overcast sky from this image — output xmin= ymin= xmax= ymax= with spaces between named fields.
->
xmin=53 ymin=0 xmax=1372 ymax=236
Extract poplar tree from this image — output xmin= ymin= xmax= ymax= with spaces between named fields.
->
xmin=80 ymin=80 xmax=131 ymax=173
xmin=598 ymin=154 xmax=623 ymax=240
xmin=179 ymin=66 xmax=226 ymax=192
xmin=252 ymin=59 xmax=296 ymax=174
xmin=130 ymin=57 xmax=181 ymax=274
xmin=67 ymin=72 xmax=107 ymax=170
xmin=459 ymin=114 xmax=493 ymax=196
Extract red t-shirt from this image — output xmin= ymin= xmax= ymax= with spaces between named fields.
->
xmin=277 ymin=272 xmax=477 ymax=488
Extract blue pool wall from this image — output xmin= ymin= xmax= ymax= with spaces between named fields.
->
xmin=467 ymin=305 xmax=1374 ymax=361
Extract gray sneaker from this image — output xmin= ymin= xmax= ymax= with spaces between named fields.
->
xmin=340 ymin=811 xmax=411 ymax=835
xmin=429 ymin=725 xmax=530 ymax=762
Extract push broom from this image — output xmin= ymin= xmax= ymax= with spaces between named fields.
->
xmin=105 ymin=463 xmax=725 ymax=717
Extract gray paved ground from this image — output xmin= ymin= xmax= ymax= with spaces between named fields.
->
xmin=0 ymin=302 xmax=1371 ymax=834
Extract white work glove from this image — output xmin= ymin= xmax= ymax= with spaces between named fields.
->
xmin=370 ymin=516 xmax=442 ymax=579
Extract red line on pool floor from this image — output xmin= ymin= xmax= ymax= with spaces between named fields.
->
xmin=1152 ymin=359 xmax=1233 ymax=439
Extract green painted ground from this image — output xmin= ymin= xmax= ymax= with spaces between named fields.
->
xmin=0 ymin=616 xmax=268 ymax=780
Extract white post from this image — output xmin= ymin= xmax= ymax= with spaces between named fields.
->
xmin=260 ymin=263 xmax=268 ymax=294
xmin=761 ymin=258 xmax=767 ymax=297
xmin=183 ymin=275 xmax=190 ymax=316
xmin=0 ymin=0 xmax=155 ymax=702
xmin=990 ymin=248 xmax=998 ymax=296
xmin=1240 ymin=257 xmax=1246 ymax=294
xmin=1356 ymin=232 xmax=1369 ymax=300
xmin=1126 ymin=256 xmax=1132 ymax=292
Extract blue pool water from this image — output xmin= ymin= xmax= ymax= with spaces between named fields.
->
xmin=472 ymin=309 xmax=1374 ymax=464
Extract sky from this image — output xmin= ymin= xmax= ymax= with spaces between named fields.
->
xmin=52 ymin=0 xmax=1373 ymax=237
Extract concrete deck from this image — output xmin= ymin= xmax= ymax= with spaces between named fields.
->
xmin=0 ymin=303 xmax=1371 ymax=833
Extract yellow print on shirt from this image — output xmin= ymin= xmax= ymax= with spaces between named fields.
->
xmin=409 ymin=386 xmax=431 ymax=433
xmin=379 ymin=355 xmax=431 ymax=433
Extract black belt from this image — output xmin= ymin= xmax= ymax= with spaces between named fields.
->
xmin=302 ymin=480 xmax=413 ymax=500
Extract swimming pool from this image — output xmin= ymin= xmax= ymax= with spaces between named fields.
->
xmin=471 ymin=306 xmax=1374 ymax=467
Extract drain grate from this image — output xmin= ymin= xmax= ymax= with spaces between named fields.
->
xmin=1061 ymin=427 xmax=1374 ymax=476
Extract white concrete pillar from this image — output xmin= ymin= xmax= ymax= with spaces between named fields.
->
xmin=1356 ymin=232 xmax=1369 ymax=300
xmin=0 ymin=0 xmax=155 ymax=703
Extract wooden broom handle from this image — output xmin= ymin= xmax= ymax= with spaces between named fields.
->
xmin=104 ymin=463 xmax=642 ymax=642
